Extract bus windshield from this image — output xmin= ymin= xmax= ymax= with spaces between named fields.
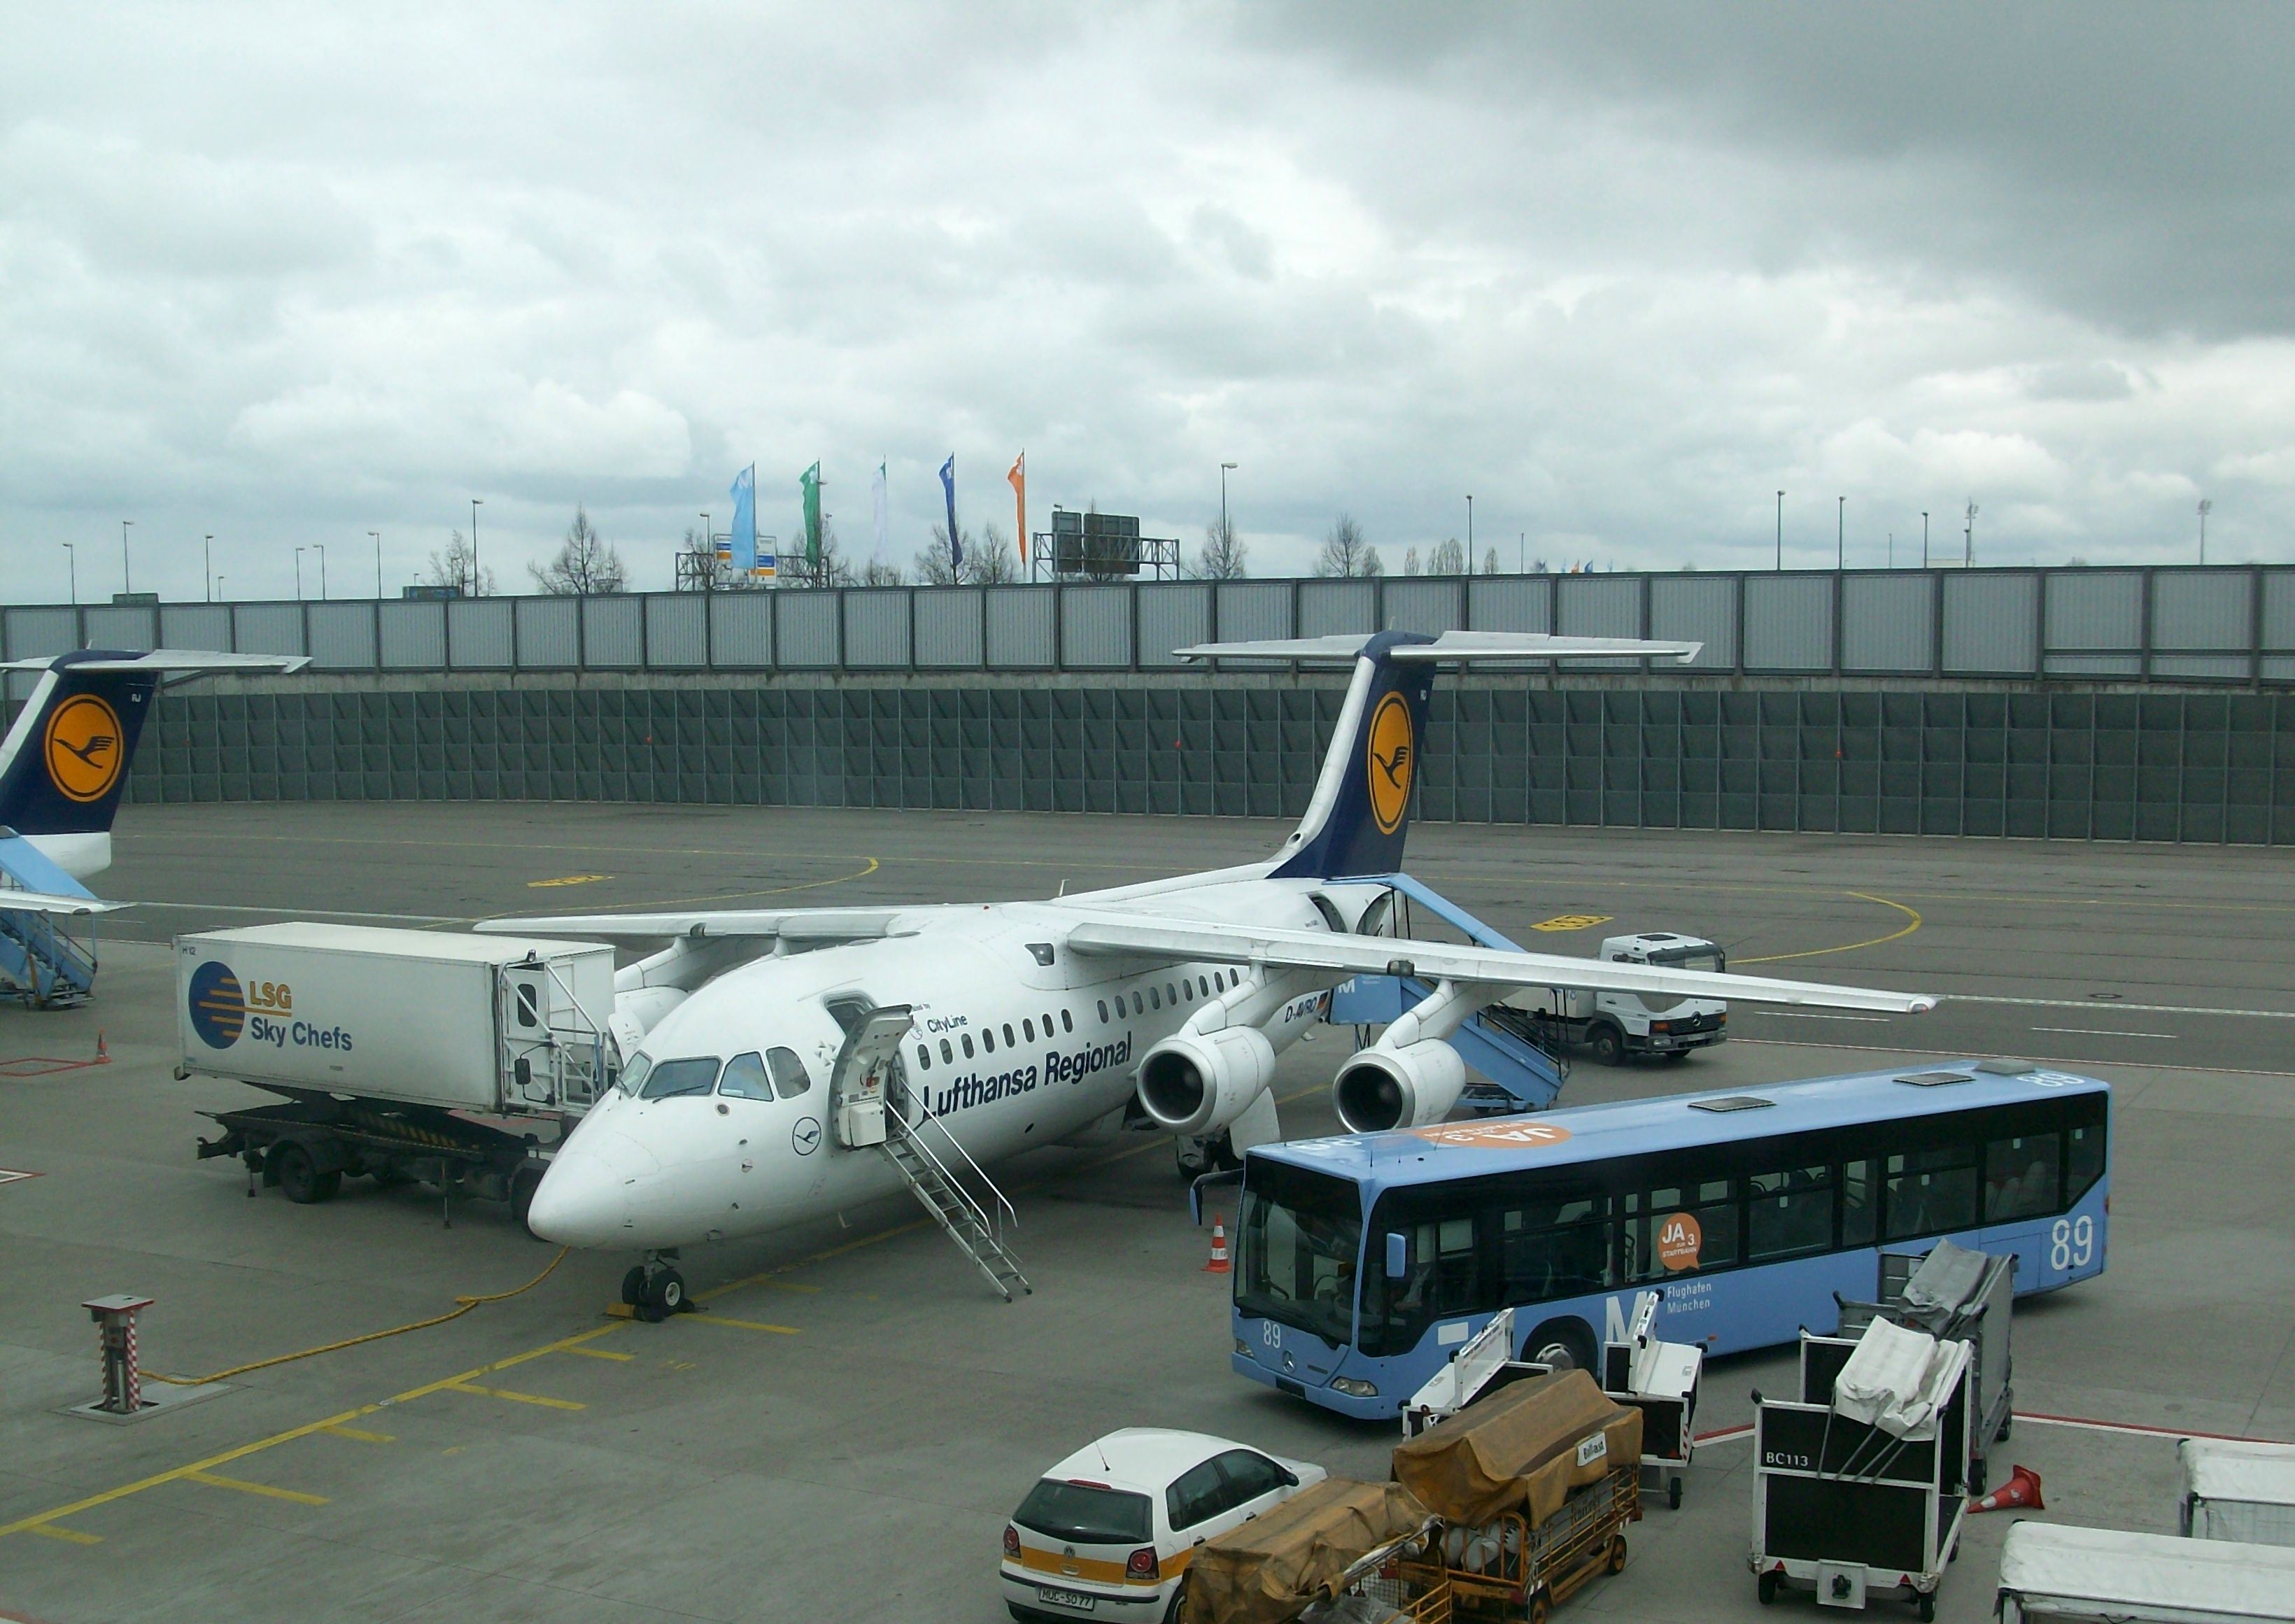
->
xmin=1237 ymin=1159 xmax=1362 ymax=1346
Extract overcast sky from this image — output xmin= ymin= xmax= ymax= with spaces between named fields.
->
xmin=5 ymin=1 xmax=2292 ymax=602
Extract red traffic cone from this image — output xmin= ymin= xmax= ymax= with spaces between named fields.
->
xmin=1203 ymin=1217 xmax=1232 ymax=1273
xmin=1970 ymin=1464 xmax=2043 ymax=1513
xmin=95 ymin=1031 xmax=109 ymax=1062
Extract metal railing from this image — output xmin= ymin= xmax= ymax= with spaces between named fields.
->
xmin=7 ymin=564 xmax=2291 ymax=689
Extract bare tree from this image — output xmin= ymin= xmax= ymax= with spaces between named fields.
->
xmin=1427 ymin=537 xmax=1468 ymax=575
xmin=1482 ymin=546 xmax=1502 ymax=575
xmin=1196 ymin=515 xmax=1248 ymax=580
xmin=915 ymin=524 xmax=963 ymax=585
xmin=859 ymin=558 xmax=904 ymax=586
xmin=427 ymin=528 xmax=495 ymax=596
xmin=1314 ymin=514 xmax=1383 ymax=578
xmin=784 ymin=521 xmax=856 ymax=588
xmin=528 ymin=504 xmax=628 ymax=595
xmin=915 ymin=521 xmax=1017 ymax=585
xmin=1402 ymin=546 xmax=1421 ymax=577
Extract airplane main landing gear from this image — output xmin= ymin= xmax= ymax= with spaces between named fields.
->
xmin=621 ymin=1251 xmax=688 ymax=1322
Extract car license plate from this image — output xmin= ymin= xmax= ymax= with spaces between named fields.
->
xmin=1036 ymin=1584 xmax=1096 ymax=1612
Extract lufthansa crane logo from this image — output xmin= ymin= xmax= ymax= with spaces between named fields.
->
xmin=44 ymin=693 xmax=125 ymax=804
xmin=1366 ymin=691 xmax=1413 ymax=835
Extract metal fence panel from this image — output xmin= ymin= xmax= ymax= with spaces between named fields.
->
xmin=915 ymin=589 xmax=982 ymax=667
xmin=583 ymin=595 xmax=643 ymax=668
xmin=776 ymin=591 xmax=839 ymax=668
xmin=379 ymin=601 xmax=446 ymax=668
xmin=233 ymin=602 xmax=307 ymax=658
xmin=516 ymin=597 xmax=581 ymax=668
xmin=844 ymin=591 xmax=910 ymax=668
xmin=3 ymin=605 xmax=78 ymax=661
xmin=160 ymin=605 xmax=233 ymax=651
xmin=1138 ymin=583 xmax=1210 ymax=665
xmin=2152 ymin=570 xmax=2250 ymax=650
xmin=985 ymin=588 xmax=1056 ymax=668
xmin=83 ymin=605 xmax=157 ymax=651
xmin=2153 ymin=654 xmax=2250 ymax=681
xmin=1299 ymin=579 xmax=1376 ymax=637
xmin=1059 ymin=585 xmax=1131 ymax=667
xmin=2265 ymin=570 xmax=2295 ymax=650
xmin=1942 ymin=572 xmax=2038 ymax=675
xmin=2043 ymin=571 xmax=2142 ymax=676
xmin=1648 ymin=574 xmax=1736 ymax=669
xmin=307 ymin=603 xmax=376 ymax=670
xmin=1466 ymin=575 xmax=1553 ymax=633
xmin=1384 ymin=578 xmax=1463 ymax=636
xmin=449 ymin=598 xmax=515 ymax=668
xmin=1743 ymin=574 xmax=1833 ymax=671
xmin=708 ymin=594 xmax=772 ymax=668
xmin=1555 ymin=574 xmax=1643 ymax=670
xmin=644 ymin=593 xmax=708 ymax=668
xmin=1842 ymin=573 xmax=1933 ymax=672
xmin=1215 ymin=581 xmax=1292 ymax=642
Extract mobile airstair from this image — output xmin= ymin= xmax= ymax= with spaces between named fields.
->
xmin=828 ymin=1003 xmax=1032 ymax=1301
xmin=0 ymin=833 xmax=104 ymax=1008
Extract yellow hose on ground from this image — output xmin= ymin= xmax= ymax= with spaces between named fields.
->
xmin=145 ymin=1246 xmax=572 ymax=1386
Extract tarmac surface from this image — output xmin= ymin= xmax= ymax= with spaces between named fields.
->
xmin=4 ymin=802 xmax=2294 ymax=1623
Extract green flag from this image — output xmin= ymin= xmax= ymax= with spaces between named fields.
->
xmin=800 ymin=462 xmax=822 ymax=566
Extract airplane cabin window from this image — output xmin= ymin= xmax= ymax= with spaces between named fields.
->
xmin=765 ymin=1047 xmax=812 ymax=1099
xmin=940 ymin=1038 xmax=954 ymax=1064
xmin=719 ymin=1052 xmax=773 ymax=1100
xmin=1166 ymin=982 xmax=1179 ymax=1005
xmin=962 ymin=1033 xmax=975 ymax=1058
xmin=1132 ymin=991 xmax=1145 ymax=1016
xmin=1023 ymin=1018 xmax=1036 ymax=1042
xmin=915 ymin=1044 xmax=932 ymax=1073
xmin=982 ymin=1027 xmax=996 ymax=1054
xmin=1041 ymin=1010 xmax=1054 ymax=1035
xmin=1061 ymin=1009 xmax=1074 ymax=1033
xmin=640 ymin=1057 xmax=722 ymax=1100
xmin=1096 ymin=1000 xmax=1109 ymax=1023
xmin=1003 ymin=1023 xmax=1016 ymax=1047
xmin=1148 ymin=986 xmax=1161 ymax=1010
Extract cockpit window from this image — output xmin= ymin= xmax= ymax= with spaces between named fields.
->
xmin=719 ymin=1052 xmax=773 ymax=1100
xmin=618 ymin=1054 xmax=654 ymax=1096
xmin=765 ymin=1047 xmax=812 ymax=1099
xmin=640 ymin=1057 xmax=722 ymax=1100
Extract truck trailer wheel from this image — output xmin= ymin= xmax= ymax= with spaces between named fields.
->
xmin=272 ymin=1142 xmax=341 ymax=1205
xmin=1588 ymin=1025 xmax=1625 ymax=1067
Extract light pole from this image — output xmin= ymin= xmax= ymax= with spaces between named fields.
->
xmin=120 ymin=519 xmax=133 ymax=595
xmin=314 ymin=543 xmax=327 ymax=600
xmin=1219 ymin=462 xmax=1236 ymax=538
xmin=469 ymin=498 xmax=483 ymax=595
xmin=1466 ymin=494 xmax=1474 ymax=565
xmin=1520 ymin=531 xmax=1526 ymax=574
xmin=2199 ymin=498 xmax=2212 ymax=565
xmin=62 ymin=543 xmax=76 ymax=605
xmin=1963 ymin=500 xmax=1977 ymax=567
xmin=216 ymin=574 xmax=225 ymax=598
xmin=1921 ymin=511 xmax=1929 ymax=569
xmin=204 ymin=535 xmax=213 ymax=602
xmin=1775 ymin=492 xmax=1784 ymax=570
xmin=371 ymin=531 xmax=382 ymax=598
xmin=1837 ymin=496 xmax=1844 ymax=570
xmin=295 ymin=546 xmax=306 ymax=600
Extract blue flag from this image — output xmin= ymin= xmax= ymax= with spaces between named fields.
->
xmin=728 ymin=464 xmax=756 ymax=574
xmin=940 ymin=453 xmax=959 ymax=571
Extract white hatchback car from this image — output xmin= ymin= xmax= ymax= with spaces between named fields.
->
xmin=1001 ymin=1427 xmax=1327 ymax=1623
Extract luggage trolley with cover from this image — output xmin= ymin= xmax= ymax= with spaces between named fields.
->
xmin=1833 ymin=1238 xmax=2013 ymax=1492
xmin=1600 ymin=1290 xmax=1702 ymax=1511
xmin=1182 ymin=1478 xmax=1447 ymax=1624
xmin=1997 ymin=1520 xmax=2295 ymax=1624
xmin=2179 ymin=1437 xmax=2295 ymax=1546
xmin=1751 ymin=1319 xmax=1972 ymax=1620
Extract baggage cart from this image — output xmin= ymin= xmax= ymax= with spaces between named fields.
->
xmin=2179 ymin=1436 xmax=2295 ymax=1546
xmin=1835 ymin=1239 xmax=2013 ymax=1492
xmin=1600 ymin=1289 xmax=1702 ymax=1510
xmin=1998 ymin=1519 xmax=2295 ymax=1623
xmin=1396 ymin=1464 xmax=1637 ymax=1623
xmin=1403 ymin=1307 xmax=1551 ymax=1440
xmin=1182 ymin=1478 xmax=1446 ymax=1624
xmin=1751 ymin=1320 xmax=1972 ymax=1620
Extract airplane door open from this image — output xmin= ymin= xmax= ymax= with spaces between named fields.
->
xmin=829 ymin=1005 xmax=914 ymax=1149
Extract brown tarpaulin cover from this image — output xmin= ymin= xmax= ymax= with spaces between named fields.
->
xmin=1180 ymin=1477 xmax=1432 ymax=1624
xmin=1391 ymin=1369 xmax=1644 ymax=1527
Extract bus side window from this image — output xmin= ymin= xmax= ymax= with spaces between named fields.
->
xmin=1984 ymin=1133 xmax=2063 ymax=1223
xmin=1623 ymin=1181 xmax=1737 ymax=1279
xmin=1747 ymin=1166 xmax=1835 ymax=1261
xmin=1497 ymin=1196 xmax=1610 ymax=1305
xmin=1840 ymin=1159 xmax=1877 ymax=1249
xmin=2064 ymin=1115 xmax=2106 ymax=1207
xmin=1884 ymin=1144 xmax=1979 ymax=1241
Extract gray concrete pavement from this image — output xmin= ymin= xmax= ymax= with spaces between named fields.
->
xmin=3 ymin=803 xmax=2292 ymax=1623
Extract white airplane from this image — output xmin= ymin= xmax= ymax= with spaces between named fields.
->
xmin=487 ymin=632 xmax=1935 ymax=1318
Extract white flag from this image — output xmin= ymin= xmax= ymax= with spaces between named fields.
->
xmin=871 ymin=460 xmax=889 ymax=563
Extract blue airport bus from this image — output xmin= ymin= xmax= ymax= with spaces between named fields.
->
xmin=1232 ymin=1061 xmax=2109 ymax=1421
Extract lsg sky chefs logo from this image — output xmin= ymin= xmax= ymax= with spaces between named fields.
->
xmin=188 ymin=963 xmax=349 ymax=1054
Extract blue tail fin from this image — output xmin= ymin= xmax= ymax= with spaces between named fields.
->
xmin=1268 ymin=631 xmax=1436 ymax=880
xmin=0 ymin=652 xmax=161 ymax=839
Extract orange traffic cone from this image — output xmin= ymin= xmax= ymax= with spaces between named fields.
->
xmin=1970 ymin=1465 xmax=2043 ymax=1513
xmin=95 ymin=1031 xmax=109 ymax=1062
xmin=1203 ymin=1217 xmax=1232 ymax=1273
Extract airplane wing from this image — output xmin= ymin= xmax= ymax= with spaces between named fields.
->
xmin=0 ymin=650 xmax=313 ymax=675
xmin=472 ymin=907 xmax=919 ymax=944
xmin=1057 ymin=910 xmax=1933 ymax=1014
xmin=1174 ymin=632 xmax=1702 ymax=665
xmin=0 ymin=890 xmax=122 ymax=916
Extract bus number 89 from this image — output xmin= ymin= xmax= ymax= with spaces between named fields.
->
xmin=2049 ymin=1215 xmax=2094 ymax=1271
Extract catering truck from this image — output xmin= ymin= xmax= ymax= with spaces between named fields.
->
xmin=1505 ymin=931 xmax=1728 ymax=1065
xmin=176 ymin=923 xmax=615 ymax=1229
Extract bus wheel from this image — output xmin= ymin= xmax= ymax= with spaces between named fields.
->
xmin=1523 ymin=1319 xmax=1596 ymax=1373
xmin=1589 ymin=1026 xmax=1625 ymax=1067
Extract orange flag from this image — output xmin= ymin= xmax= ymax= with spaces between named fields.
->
xmin=1008 ymin=451 xmax=1026 ymax=565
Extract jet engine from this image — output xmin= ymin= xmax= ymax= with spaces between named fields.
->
xmin=1332 ymin=1039 xmax=1467 ymax=1134
xmin=1136 ymin=1026 xmax=1278 ymax=1138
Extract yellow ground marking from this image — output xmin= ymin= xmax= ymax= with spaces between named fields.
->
xmin=446 ymin=1381 xmax=586 ymax=1411
xmin=320 ymin=1425 xmax=393 ymax=1443
xmin=1530 ymin=914 xmax=1611 ymax=932
xmin=1734 ymin=892 xmax=1923 ymax=964
xmin=528 ymin=873 xmax=612 ymax=888
xmin=690 ymin=1315 xmax=800 ymax=1336
xmin=561 ymin=1344 xmax=635 ymax=1361
xmin=757 ymin=1279 xmax=821 ymax=1294
xmin=185 ymin=1471 xmax=330 ymax=1506
xmin=0 ymin=1323 xmax=627 ymax=1542
xmin=27 ymin=1523 xmax=100 ymax=1545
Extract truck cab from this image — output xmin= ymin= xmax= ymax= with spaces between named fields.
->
xmin=1507 ymin=931 xmax=1728 ymax=1066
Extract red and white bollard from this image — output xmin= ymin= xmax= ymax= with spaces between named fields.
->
xmin=83 ymin=1294 xmax=156 ymax=1415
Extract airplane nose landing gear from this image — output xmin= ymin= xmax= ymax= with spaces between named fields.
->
xmin=621 ymin=1251 xmax=688 ymax=1322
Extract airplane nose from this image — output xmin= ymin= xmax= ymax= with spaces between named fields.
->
xmin=527 ymin=1129 xmax=657 ymax=1247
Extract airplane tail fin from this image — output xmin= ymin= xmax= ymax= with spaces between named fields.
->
xmin=1175 ymin=632 xmax=1701 ymax=880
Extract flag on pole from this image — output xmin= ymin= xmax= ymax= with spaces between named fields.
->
xmin=939 ymin=454 xmax=959 ymax=572
xmin=800 ymin=462 xmax=822 ymax=570
xmin=728 ymin=464 xmax=757 ymax=575
xmin=870 ymin=460 xmax=889 ymax=565
xmin=1008 ymin=451 xmax=1026 ymax=566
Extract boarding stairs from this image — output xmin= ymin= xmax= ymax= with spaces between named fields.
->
xmin=0 ymin=834 xmax=102 ymax=1008
xmin=882 ymin=1110 xmax=1033 ymax=1302
xmin=1327 ymin=871 xmax=1569 ymax=1113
